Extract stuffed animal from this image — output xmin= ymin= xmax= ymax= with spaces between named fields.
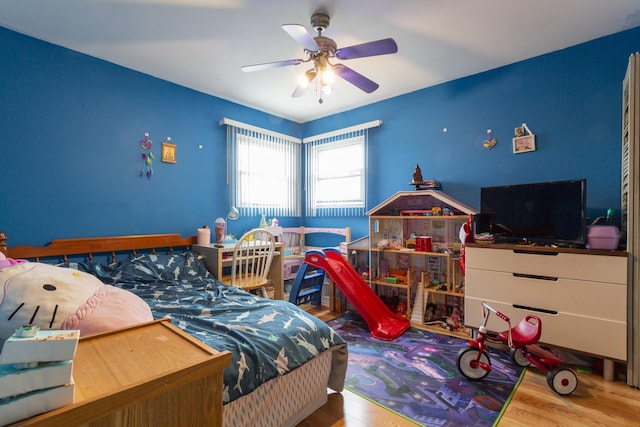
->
xmin=0 ymin=260 xmax=153 ymax=347
xmin=0 ymin=251 xmax=25 ymax=270
xmin=376 ymin=239 xmax=389 ymax=250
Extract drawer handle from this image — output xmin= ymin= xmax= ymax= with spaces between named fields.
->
xmin=513 ymin=304 xmax=558 ymax=315
xmin=512 ymin=272 xmax=558 ymax=281
xmin=513 ymin=249 xmax=559 ymax=256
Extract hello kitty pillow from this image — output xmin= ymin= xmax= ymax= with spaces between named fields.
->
xmin=0 ymin=260 xmax=153 ymax=346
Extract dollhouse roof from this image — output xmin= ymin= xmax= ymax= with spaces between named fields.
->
xmin=367 ymin=190 xmax=478 ymax=216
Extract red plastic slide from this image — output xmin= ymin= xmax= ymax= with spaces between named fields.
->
xmin=303 ymin=248 xmax=410 ymax=341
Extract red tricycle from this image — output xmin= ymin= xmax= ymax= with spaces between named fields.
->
xmin=457 ymin=302 xmax=578 ymax=395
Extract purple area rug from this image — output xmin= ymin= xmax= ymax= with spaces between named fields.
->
xmin=327 ymin=312 xmax=524 ymax=427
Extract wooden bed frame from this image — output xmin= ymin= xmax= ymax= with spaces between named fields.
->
xmin=2 ymin=232 xmax=197 ymax=262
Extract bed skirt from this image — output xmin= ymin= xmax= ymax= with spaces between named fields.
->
xmin=223 ymin=344 xmax=346 ymax=427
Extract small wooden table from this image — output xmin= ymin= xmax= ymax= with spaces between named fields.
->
xmin=10 ymin=319 xmax=231 ymax=426
xmin=194 ymin=242 xmax=285 ymax=300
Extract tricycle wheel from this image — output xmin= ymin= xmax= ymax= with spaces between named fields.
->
xmin=510 ymin=348 xmax=531 ymax=367
xmin=457 ymin=347 xmax=491 ymax=380
xmin=546 ymin=367 xmax=578 ymax=395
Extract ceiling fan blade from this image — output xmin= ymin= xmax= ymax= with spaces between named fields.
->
xmin=282 ymin=24 xmax=319 ymax=52
xmin=333 ymin=64 xmax=379 ymax=93
xmin=291 ymin=85 xmax=307 ymax=98
xmin=335 ymin=38 xmax=398 ymax=60
xmin=241 ymin=59 xmax=303 ymax=72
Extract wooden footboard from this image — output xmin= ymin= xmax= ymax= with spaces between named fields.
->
xmin=4 ymin=233 xmax=197 ymax=263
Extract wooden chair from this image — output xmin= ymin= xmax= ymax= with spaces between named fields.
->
xmin=220 ymin=228 xmax=276 ymax=298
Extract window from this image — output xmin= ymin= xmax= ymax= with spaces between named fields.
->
xmin=308 ymin=136 xmax=365 ymax=211
xmin=304 ymin=120 xmax=381 ymax=216
xmin=222 ymin=119 xmax=301 ymax=217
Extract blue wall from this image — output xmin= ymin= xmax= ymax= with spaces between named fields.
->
xmin=1 ymin=25 xmax=639 ymax=247
xmin=0 ymin=27 xmax=302 ymax=246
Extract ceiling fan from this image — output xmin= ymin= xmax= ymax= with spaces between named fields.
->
xmin=241 ymin=11 xmax=398 ymax=102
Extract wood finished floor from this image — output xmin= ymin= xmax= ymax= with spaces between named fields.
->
xmin=299 ymin=304 xmax=640 ymax=427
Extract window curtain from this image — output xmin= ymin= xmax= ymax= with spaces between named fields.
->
xmin=220 ymin=118 xmax=301 ymax=218
xmin=304 ymin=120 xmax=381 ymax=217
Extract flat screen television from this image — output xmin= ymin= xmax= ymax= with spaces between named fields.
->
xmin=478 ymin=179 xmax=587 ymax=247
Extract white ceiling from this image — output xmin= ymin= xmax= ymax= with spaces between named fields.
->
xmin=2 ymin=0 xmax=640 ymax=123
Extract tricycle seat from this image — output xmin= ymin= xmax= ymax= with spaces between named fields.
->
xmin=498 ymin=314 xmax=542 ymax=347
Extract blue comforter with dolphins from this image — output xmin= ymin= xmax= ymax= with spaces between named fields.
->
xmin=65 ymin=251 xmax=347 ymax=404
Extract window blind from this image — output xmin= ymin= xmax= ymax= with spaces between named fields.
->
xmin=304 ymin=120 xmax=382 ymax=217
xmin=220 ymin=118 xmax=301 ymax=218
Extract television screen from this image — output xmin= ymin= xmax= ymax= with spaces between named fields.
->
xmin=479 ymin=179 xmax=587 ymax=247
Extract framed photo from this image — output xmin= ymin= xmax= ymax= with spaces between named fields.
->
xmin=514 ymin=126 xmax=525 ymax=138
xmin=161 ymin=142 xmax=176 ymax=163
xmin=512 ymin=134 xmax=535 ymax=153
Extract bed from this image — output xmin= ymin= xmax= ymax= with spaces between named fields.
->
xmin=1 ymin=233 xmax=348 ymax=427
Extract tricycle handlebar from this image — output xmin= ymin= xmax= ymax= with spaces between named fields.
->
xmin=480 ymin=302 xmax=513 ymax=347
xmin=481 ymin=302 xmax=510 ymax=322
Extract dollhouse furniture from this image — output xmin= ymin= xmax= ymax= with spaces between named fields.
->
xmin=10 ymin=319 xmax=231 ymax=426
xmin=281 ymin=226 xmax=351 ymax=280
xmin=464 ymin=243 xmax=628 ymax=380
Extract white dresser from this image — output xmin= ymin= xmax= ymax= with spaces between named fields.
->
xmin=465 ymin=243 xmax=628 ymax=362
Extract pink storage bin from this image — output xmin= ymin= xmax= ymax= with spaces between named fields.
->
xmin=587 ymin=225 xmax=620 ymax=250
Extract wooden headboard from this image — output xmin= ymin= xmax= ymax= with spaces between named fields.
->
xmin=2 ymin=233 xmax=197 ymax=263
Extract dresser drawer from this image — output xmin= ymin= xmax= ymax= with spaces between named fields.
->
xmin=466 ymin=246 xmax=627 ymax=284
xmin=465 ymin=269 xmax=626 ymax=322
xmin=465 ymin=297 xmax=626 ymax=361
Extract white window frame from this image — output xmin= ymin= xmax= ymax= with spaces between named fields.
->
xmin=304 ymin=120 xmax=382 ymax=217
xmin=309 ymin=136 xmax=365 ymax=211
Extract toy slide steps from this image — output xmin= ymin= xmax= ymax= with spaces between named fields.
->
xmin=303 ymin=248 xmax=410 ymax=341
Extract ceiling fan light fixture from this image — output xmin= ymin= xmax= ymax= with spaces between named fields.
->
xmin=320 ymin=67 xmax=335 ymax=85
xmin=298 ymin=74 xmax=310 ymax=88
xmin=322 ymin=85 xmax=333 ymax=96
xmin=297 ymin=68 xmax=316 ymax=88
